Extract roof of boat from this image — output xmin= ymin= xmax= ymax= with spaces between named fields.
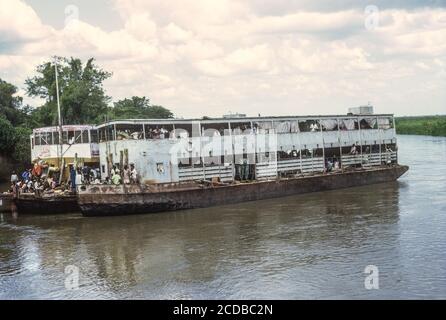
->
xmin=95 ymin=114 xmax=394 ymax=128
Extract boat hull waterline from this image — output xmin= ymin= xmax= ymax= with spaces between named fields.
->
xmin=14 ymin=195 xmax=79 ymax=215
xmin=78 ymin=165 xmax=409 ymax=217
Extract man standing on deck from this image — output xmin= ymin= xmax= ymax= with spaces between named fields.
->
xmin=10 ymin=171 xmax=18 ymax=184
xmin=130 ymin=164 xmax=138 ymax=184
xmin=69 ymin=165 xmax=76 ymax=192
xmin=112 ymin=171 xmax=121 ymax=185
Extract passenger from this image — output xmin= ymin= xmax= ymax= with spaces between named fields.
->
xmin=350 ymin=144 xmax=357 ymax=155
xmin=32 ymin=162 xmax=43 ymax=177
xmin=111 ymin=165 xmax=119 ymax=176
xmin=123 ymin=165 xmax=131 ymax=184
xmin=69 ymin=166 xmax=76 ymax=191
xmin=130 ymin=164 xmax=138 ymax=184
xmin=130 ymin=131 xmax=140 ymax=140
xmin=75 ymin=168 xmax=83 ymax=188
xmin=326 ymin=160 xmax=333 ymax=172
xmin=10 ymin=171 xmax=18 ymax=185
xmin=21 ymin=169 xmax=30 ymax=181
xmin=82 ymin=166 xmax=90 ymax=185
xmin=112 ymin=171 xmax=121 ymax=185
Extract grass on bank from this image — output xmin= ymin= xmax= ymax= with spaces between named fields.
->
xmin=395 ymin=115 xmax=446 ymax=137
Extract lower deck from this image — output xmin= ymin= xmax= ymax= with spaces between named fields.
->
xmin=78 ymin=164 xmax=409 ymax=216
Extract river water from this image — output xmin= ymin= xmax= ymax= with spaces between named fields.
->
xmin=0 ymin=135 xmax=445 ymax=299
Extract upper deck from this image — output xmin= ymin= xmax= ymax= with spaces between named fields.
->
xmin=94 ymin=113 xmax=395 ymax=143
xmin=31 ymin=124 xmax=99 ymax=162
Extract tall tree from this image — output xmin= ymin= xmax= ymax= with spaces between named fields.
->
xmin=0 ymin=78 xmax=29 ymax=126
xmin=26 ymin=56 xmax=112 ymax=126
xmin=0 ymin=78 xmax=32 ymax=167
xmin=111 ymin=96 xmax=173 ymax=120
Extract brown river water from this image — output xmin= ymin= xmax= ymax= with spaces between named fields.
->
xmin=0 ymin=134 xmax=445 ymax=299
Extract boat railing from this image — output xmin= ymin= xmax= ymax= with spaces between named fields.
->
xmin=341 ymin=151 xmax=397 ymax=167
xmin=178 ymin=165 xmax=234 ymax=182
xmin=256 ymin=157 xmax=325 ymax=180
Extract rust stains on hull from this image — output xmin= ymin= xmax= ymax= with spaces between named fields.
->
xmin=78 ymin=165 xmax=409 ymax=217
xmin=15 ymin=195 xmax=79 ymax=215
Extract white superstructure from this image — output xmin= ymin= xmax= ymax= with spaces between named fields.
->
xmin=94 ymin=113 xmax=397 ymax=184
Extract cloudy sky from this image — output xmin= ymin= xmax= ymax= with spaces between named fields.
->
xmin=0 ymin=0 xmax=445 ymax=118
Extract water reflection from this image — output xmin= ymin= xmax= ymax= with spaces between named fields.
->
xmin=1 ymin=135 xmax=445 ymax=299
xmin=0 ymin=180 xmax=402 ymax=299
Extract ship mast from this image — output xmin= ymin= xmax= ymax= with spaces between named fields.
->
xmin=54 ymin=58 xmax=64 ymax=184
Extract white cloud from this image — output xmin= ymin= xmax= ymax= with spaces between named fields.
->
xmin=0 ymin=0 xmax=445 ymax=117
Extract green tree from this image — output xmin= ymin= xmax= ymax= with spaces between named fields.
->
xmin=110 ymin=96 xmax=173 ymax=120
xmin=0 ymin=78 xmax=30 ymax=126
xmin=11 ymin=126 xmax=32 ymax=166
xmin=26 ymin=56 xmax=112 ymax=126
xmin=0 ymin=117 xmax=16 ymax=153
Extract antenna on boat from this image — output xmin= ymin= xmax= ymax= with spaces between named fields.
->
xmin=54 ymin=57 xmax=64 ymax=184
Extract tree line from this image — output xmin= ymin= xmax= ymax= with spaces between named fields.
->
xmin=0 ymin=56 xmax=174 ymax=169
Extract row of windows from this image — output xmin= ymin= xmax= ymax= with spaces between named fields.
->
xmin=32 ymin=130 xmax=98 ymax=146
xmin=96 ymin=117 xmax=394 ymax=142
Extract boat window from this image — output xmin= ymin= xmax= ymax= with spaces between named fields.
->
xmin=273 ymin=121 xmax=291 ymax=133
xmin=99 ymin=128 xmax=107 ymax=142
xmin=74 ymin=130 xmax=82 ymax=144
xmin=67 ymin=130 xmax=75 ymax=144
xmin=201 ymin=122 xmax=229 ymax=137
xmin=231 ymin=122 xmax=252 ymax=135
xmin=62 ymin=131 xmax=69 ymax=144
xmin=82 ymin=130 xmax=89 ymax=143
xmin=107 ymin=125 xmax=115 ymax=141
xmin=253 ymin=121 xmax=273 ymax=134
xmin=156 ymin=163 xmax=165 ymax=174
xmin=40 ymin=132 xmax=51 ymax=145
xmin=116 ymin=124 xmax=144 ymax=140
xmin=320 ymin=119 xmax=339 ymax=131
xmin=144 ymin=124 xmax=172 ymax=139
xmin=34 ymin=133 xmax=41 ymax=146
xmin=360 ymin=118 xmax=377 ymax=129
xmin=172 ymin=123 xmax=192 ymax=139
xmin=339 ymin=119 xmax=359 ymax=131
xmin=378 ymin=117 xmax=393 ymax=129
xmin=53 ymin=131 xmax=59 ymax=145
xmin=90 ymin=130 xmax=98 ymax=143
xmin=299 ymin=119 xmax=320 ymax=132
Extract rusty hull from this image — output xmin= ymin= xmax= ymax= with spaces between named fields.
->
xmin=78 ymin=165 xmax=409 ymax=217
xmin=15 ymin=194 xmax=79 ymax=215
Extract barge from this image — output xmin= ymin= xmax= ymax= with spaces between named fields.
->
xmin=78 ymin=165 xmax=408 ymax=216
xmin=76 ymin=107 xmax=409 ymax=216
xmin=13 ymin=124 xmax=100 ymax=215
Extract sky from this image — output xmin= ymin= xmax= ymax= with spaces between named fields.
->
xmin=0 ymin=0 xmax=445 ymax=118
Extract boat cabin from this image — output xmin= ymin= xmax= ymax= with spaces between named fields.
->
xmin=30 ymin=125 xmax=100 ymax=179
xmin=95 ymin=112 xmax=397 ymax=184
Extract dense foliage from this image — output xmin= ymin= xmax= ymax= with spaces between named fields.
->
xmin=110 ymin=96 xmax=173 ymax=120
xmin=25 ymin=57 xmax=112 ymax=126
xmin=395 ymin=116 xmax=446 ymax=137
xmin=0 ymin=56 xmax=174 ymax=174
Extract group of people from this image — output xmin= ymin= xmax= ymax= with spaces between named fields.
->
xmin=9 ymin=162 xmax=65 ymax=195
xmin=107 ymin=164 xmax=139 ymax=185
xmin=116 ymin=127 xmax=170 ymax=141
xmin=325 ymin=157 xmax=341 ymax=172
xmin=69 ymin=165 xmax=102 ymax=191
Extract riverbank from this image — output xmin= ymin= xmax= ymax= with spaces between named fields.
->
xmin=395 ymin=115 xmax=446 ymax=137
